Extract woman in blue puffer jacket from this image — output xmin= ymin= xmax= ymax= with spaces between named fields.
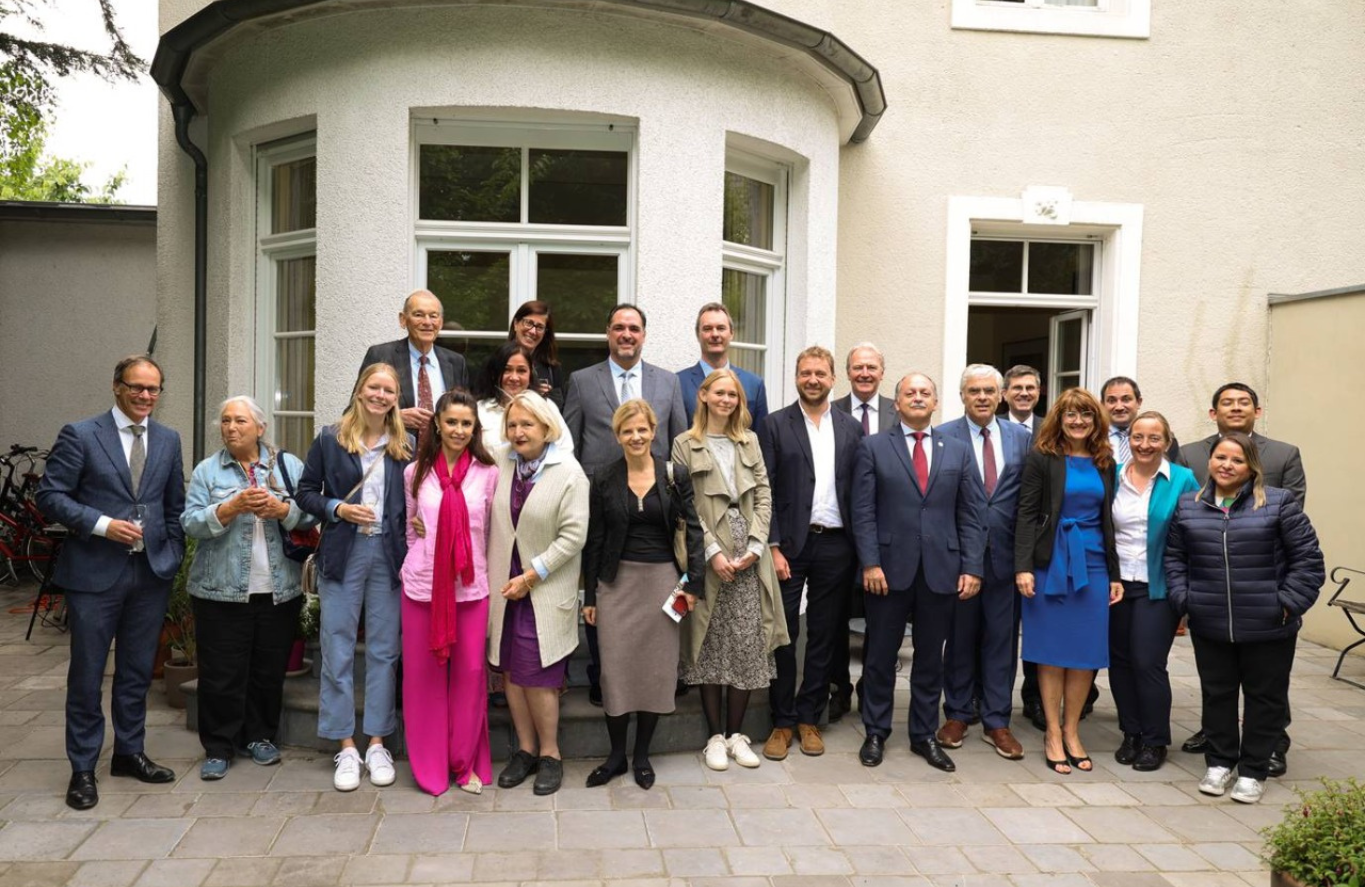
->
xmin=1165 ymin=432 xmax=1323 ymax=806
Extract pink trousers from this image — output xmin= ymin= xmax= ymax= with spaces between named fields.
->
xmin=401 ymin=595 xmax=492 ymax=795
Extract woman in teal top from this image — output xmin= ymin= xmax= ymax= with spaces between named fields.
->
xmin=1108 ymin=411 xmax=1199 ymax=772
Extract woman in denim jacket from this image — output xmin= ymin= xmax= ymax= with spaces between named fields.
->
xmin=181 ymin=396 xmax=317 ymax=781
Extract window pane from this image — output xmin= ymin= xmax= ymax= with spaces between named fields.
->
xmin=427 ymin=251 xmax=511 ymax=332
xmin=729 ymin=344 xmax=764 ymax=377
xmin=969 ymin=240 xmax=1024 ymax=292
xmin=1056 ymin=318 xmax=1083 ymax=373
xmin=721 ymin=268 xmax=767 ymax=347
xmin=419 ymin=145 xmax=521 ymax=222
xmin=275 ymin=415 xmax=315 ymax=459
xmin=536 ymin=253 xmax=618 ymax=334
xmin=1028 ymin=242 xmax=1094 ymax=296
xmin=275 ymin=256 xmax=316 ymax=333
xmin=723 ymin=172 xmax=774 ymax=250
xmin=554 ymin=339 xmax=611 ymax=377
xmin=271 ymin=157 xmax=316 ymax=234
xmin=528 ymin=149 xmax=628 ymax=226
xmin=275 ymin=337 xmax=314 ymax=413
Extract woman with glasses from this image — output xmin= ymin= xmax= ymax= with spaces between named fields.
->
xmin=1014 ymin=388 xmax=1122 ymax=775
xmin=508 ymin=301 xmax=565 ymax=409
xmin=475 ymin=342 xmax=573 ymax=456
xmin=180 ymin=396 xmax=318 ymax=781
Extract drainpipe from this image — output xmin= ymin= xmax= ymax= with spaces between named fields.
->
xmin=172 ymin=103 xmax=208 ymax=464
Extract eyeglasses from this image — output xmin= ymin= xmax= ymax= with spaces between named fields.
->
xmin=1063 ymin=410 xmax=1095 ymax=422
xmin=519 ymin=319 xmax=547 ymax=333
xmin=118 ymin=383 xmax=164 ymax=397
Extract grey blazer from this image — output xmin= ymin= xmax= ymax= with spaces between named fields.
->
xmin=563 ymin=360 xmax=687 ymax=476
xmin=834 ymin=393 xmax=896 ymax=435
xmin=1179 ymin=431 xmax=1307 ymax=508
xmin=359 ymin=338 xmax=468 ymax=410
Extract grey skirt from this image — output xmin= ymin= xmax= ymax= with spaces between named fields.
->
xmin=597 ymin=559 xmax=682 ymax=716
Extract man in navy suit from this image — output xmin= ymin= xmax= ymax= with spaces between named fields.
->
xmin=359 ymin=290 xmax=468 ymax=434
xmin=676 ymin=302 xmax=769 ymax=430
xmin=759 ymin=346 xmax=862 ymax=760
xmin=936 ymin=365 xmax=1032 ymax=760
xmin=37 ymin=355 xmax=187 ymax=809
xmin=853 ymin=372 xmax=986 ymax=771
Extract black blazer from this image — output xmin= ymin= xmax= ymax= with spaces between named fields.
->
xmin=834 ymin=393 xmax=896 ymax=434
xmin=360 ymin=338 xmax=469 ymax=410
xmin=533 ymin=358 xmax=566 ymax=410
xmin=1013 ymin=450 xmax=1119 ymax=580
xmin=761 ymin=402 xmax=863 ymax=556
xmin=582 ymin=456 xmax=706 ymax=605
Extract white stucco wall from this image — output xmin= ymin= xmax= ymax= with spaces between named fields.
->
xmin=0 ymin=217 xmax=157 ymax=449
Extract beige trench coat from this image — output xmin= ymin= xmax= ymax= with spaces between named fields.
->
xmin=670 ymin=430 xmax=788 ymax=667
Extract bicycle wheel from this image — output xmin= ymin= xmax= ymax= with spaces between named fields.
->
xmin=24 ymin=532 xmax=57 ymax=584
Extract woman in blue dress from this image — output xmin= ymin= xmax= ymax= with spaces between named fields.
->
xmin=1014 ymin=387 xmax=1122 ymax=774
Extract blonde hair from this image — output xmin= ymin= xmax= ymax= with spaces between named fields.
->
xmin=337 ymin=364 xmax=411 ymax=460
xmin=612 ymin=398 xmax=658 ymax=436
xmin=503 ymin=391 xmax=562 ymax=443
xmin=687 ymin=368 xmax=752 ymax=442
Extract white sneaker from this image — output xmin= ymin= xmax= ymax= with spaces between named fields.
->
xmin=333 ymin=747 xmax=363 ymax=792
xmin=1198 ymin=765 xmax=1235 ymax=796
xmin=727 ymin=733 xmax=761 ymax=768
xmin=703 ymin=734 xmax=730 ymax=771
xmin=364 ymin=744 xmax=396 ymax=787
xmin=1230 ymin=776 xmax=1264 ymax=804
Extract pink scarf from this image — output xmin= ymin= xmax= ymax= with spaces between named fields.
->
xmin=430 ymin=449 xmax=475 ymax=663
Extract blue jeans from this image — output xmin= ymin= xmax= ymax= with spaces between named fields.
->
xmin=318 ymin=534 xmax=400 ymax=741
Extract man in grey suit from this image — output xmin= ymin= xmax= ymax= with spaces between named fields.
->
xmin=562 ymin=303 xmax=687 ymax=704
xmin=1177 ymin=381 xmax=1308 ymax=770
xmin=37 ymin=355 xmax=187 ymax=810
xmin=359 ymin=289 xmax=468 ymax=434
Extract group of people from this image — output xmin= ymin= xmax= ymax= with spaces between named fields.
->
xmin=36 ymin=290 xmax=1324 ymax=811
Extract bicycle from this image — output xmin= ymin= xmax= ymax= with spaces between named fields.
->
xmin=0 ymin=445 xmax=61 ymax=585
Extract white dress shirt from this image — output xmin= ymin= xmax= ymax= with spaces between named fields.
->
xmin=1112 ymin=460 xmax=1170 ymax=582
xmin=900 ymin=422 xmax=934 ymax=472
xmin=408 ymin=341 xmax=447 ymax=405
xmin=803 ymin=404 xmax=841 ymax=528
xmin=968 ymin=417 xmax=1005 ymax=485
xmin=357 ymin=435 xmax=388 ymax=530
xmin=852 ymin=396 xmax=881 ymax=435
xmin=92 ymin=406 xmax=150 ymax=538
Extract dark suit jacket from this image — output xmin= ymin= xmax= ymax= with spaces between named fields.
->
xmin=581 ymin=457 xmax=706 ymax=604
xmin=1178 ymin=431 xmax=1306 ymax=507
xmin=852 ymin=426 xmax=986 ymax=593
xmin=1013 ymin=451 xmax=1120 ymax=580
xmin=563 ymin=360 xmax=687 ymax=476
xmin=936 ymin=417 xmax=1033 ymax=580
xmin=761 ymin=402 xmax=863 ymax=557
xmin=677 ymin=362 xmax=769 ymax=430
xmin=295 ymin=426 xmax=410 ymax=582
xmin=359 ymin=338 xmax=469 ymax=410
xmin=37 ymin=412 xmax=187 ymax=591
xmin=834 ymin=393 xmax=896 ymax=435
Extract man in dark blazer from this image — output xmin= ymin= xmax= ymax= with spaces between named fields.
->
xmin=37 ymin=355 xmax=187 ymax=810
xmin=1177 ymin=381 xmax=1307 ymax=771
xmin=676 ymin=302 xmax=769 ymax=430
xmin=853 ymin=372 xmax=986 ymax=772
xmin=1003 ymin=365 xmax=1042 ymax=433
xmin=359 ymin=289 xmax=468 ymax=434
xmin=563 ymin=303 xmax=687 ymax=704
xmin=759 ymin=346 xmax=863 ymax=760
xmin=936 ymin=365 xmax=1033 ymax=760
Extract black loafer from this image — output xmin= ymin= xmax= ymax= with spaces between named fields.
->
xmin=1133 ymin=745 xmax=1166 ymax=772
xmin=828 ymin=689 xmax=852 ymax=723
xmin=633 ymin=764 xmax=655 ymax=790
xmin=1181 ymin=729 xmax=1209 ymax=754
xmin=532 ymin=756 xmax=563 ymax=795
xmin=1080 ymin=684 xmax=1099 ymax=719
xmin=1023 ymin=702 xmax=1047 ymax=733
xmin=1268 ymin=749 xmax=1287 ymax=778
xmin=66 ymin=770 xmax=98 ymax=810
xmin=1115 ymin=733 xmax=1141 ymax=766
xmin=858 ymin=735 xmax=885 ymax=767
xmin=497 ymin=750 xmax=539 ymax=788
xmin=588 ymin=684 xmax=603 ymax=707
xmin=109 ymin=753 xmax=175 ymax=784
xmin=585 ymin=759 xmax=627 ymax=788
xmin=910 ymin=738 xmax=956 ymax=772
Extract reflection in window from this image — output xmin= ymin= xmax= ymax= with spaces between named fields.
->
xmin=419 ymin=145 xmax=521 ymax=223
xmin=427 ymin=251 xmax=511 ymax=332
xmin=721 ymin=268 xmax=767 ymax=377
xmin=723 ymin=172 xmax=775 ymax=250
xmin=529 ymin=150 xmax=628 ymax=226
xmin=271 ymin=158 xmax=316 ymax=234
xmin=536 ymin=253 xmax=618 ymax=333
xmin=970 ymin=239 xmax=1095 ymax=296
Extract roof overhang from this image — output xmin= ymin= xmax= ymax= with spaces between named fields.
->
xmin=0 ymin=200 xmax=157 ymax=224
xmin=152 ymin=0 xmax=885 ymax=143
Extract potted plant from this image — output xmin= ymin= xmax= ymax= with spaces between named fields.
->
xmin=288 ymin=591 xmax=320 ymax=676
xmin=162 ymin=537 xmax=198 ymax=708
xmin=1262 ymin=777 xmax=1364 ymax=887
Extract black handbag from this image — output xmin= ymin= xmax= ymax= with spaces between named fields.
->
xmin=276 ymin=452 xmax=320 ymax=564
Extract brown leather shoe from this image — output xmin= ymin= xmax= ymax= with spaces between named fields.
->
xmin=983 ymin=727 xmax=1025 ymax=760
xmin=936 ymin=719 xmax=969 ymax=749
xmin=797 ymin=724 xmax=825 ymax=756
xmin=763 ymin=727 xmax=793 ymax=761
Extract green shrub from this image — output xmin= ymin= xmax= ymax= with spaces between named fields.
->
xmin=1263 ymin=777 xmax=1365 ymax=887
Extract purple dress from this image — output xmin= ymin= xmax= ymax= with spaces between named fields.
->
xmin=497 ymin=470 xmax=570 ymax=688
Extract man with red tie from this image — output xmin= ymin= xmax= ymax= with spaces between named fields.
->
xmin=852 ymin=373 xmax=986 ymax=771
xmin=359 ymin=290 xmax=468 ymax=433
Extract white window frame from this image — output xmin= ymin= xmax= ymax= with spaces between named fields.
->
xmin=941 ymin=191 xmax=1143 ymax=421
xmin=412 ymin=119 xmax=635 ymax=344
xmin=254 ymin=135 xmax=317 ymax=451
xmin=722 ymin=149 xmax=788 ymax=387
xmin=951 ymin=0 xmax=1150 ymax=39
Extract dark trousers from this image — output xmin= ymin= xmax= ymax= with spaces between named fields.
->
xmin=1108 ymin=581 xmax=1177 ymax=747
xmin=861 ymin=568 xmax=955 ymax=742
xmin=943 ymin=557 xmax=1019 ymax=730
xmin=770 ymin=530 xmax=855 ymax=727
xmin=63 ymin=553 xmax=171 ymax=771
xmin=192 ymin=593 xmax=304 ymax=759
xmin=828 ymin=580 xmax=858 ymax=697
xmin=1191 ymin=632 xmax=1297 ymax=780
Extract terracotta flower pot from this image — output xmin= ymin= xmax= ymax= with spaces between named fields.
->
xmin=1270 ymin=871 xmax=1308 ymax=887
xmin=163 ymin=659 xmax=198 ymax=709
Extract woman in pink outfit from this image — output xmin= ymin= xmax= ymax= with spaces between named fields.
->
xmin=401 ymin=389 xmax=498 ymax=795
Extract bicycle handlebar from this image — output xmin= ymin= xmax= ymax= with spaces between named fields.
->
xmin=8 ymin=445 xmax=38 ymax=455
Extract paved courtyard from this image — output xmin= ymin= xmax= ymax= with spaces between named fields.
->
xmin=1 ymin=580 xmax=1362 ymax=887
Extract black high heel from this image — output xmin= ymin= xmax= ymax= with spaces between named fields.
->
xmin=1064 ymin=741 xmax=1093 ymax=772
xmin=1045 ymin=755 xmax=1072 ymax=774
